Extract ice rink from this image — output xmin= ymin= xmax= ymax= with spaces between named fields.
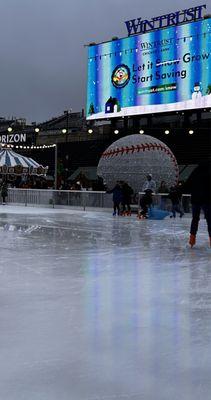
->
xmin=0 ymin=205 xmax=211 ymax=400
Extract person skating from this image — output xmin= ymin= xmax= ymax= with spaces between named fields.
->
xmin=121 ymin=181 xmax=133 ymax=215
xmin=1 ymin=182 xmax=8 ymax=205
xmin=168 ymin=185 xmax=184 ymax=218
xmin=138 ymin=189 xmax=153 ymax=219
xmin=158 ymin=180 xmax=169 ymax=210
xmin=138 ymin=174 xmax=156 ymax=219
xmin=187 ymin=161 xmax=211 ymax=247
xmin=142 ymin=173 xmax=156 ymax=193
xmin=107 ymin=182 xmax=123 ymax=216
xmin=158 ymin=180 xmax=169 ymax=193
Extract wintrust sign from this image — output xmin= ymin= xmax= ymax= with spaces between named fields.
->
xmin=125 ymin=5 xmax=207 ymax=36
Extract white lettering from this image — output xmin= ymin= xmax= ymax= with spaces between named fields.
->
xmin=13 ymin=134 xmax=20 ymax=142
xmin=0 ymin=133 xmax=27 ymax=143
xmin=20 ymin=133 xmax=26 ymax=142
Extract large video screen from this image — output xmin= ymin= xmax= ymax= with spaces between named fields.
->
xmin=86 ymin=18 xmax=211 ymax=119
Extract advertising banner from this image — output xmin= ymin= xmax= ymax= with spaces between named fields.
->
xmin=86 ymin=18 xmax=211 ymax=119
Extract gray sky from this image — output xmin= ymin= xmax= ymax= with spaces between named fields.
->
xmin=0 ymin=0 xmax=207 ymax=122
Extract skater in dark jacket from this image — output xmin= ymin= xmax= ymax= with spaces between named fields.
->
xmin=168 ymin=185 xmax=184 ymax=218
xmin=121 ymin=181 xmax=133 ymax=215
xmin=186 ymin=161 xmax=211 ymax=247
xmin=138 ymin=189 xmax=153 ymax=219
xmin=1 ymin=182 xmax=8 ymax=205
xmin=107 ymin=182 xmax=123 ymax=216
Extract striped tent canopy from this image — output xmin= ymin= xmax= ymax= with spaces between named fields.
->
xmin=0 ymin=148 xmax=48 ymax=175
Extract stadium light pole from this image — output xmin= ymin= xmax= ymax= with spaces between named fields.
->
xmin=34 ymin=127 xmax=39 ymax=145
xmin=63 ymin=109 xmax=72 ymax=141
xmin=63 ymin=109 xmax=72 ymax=188
xmin=54 ymin=144 xmax=58 ymax=189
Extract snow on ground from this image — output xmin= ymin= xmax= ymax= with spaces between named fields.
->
xmin=0 ymin=205 xmax=211 ymax=400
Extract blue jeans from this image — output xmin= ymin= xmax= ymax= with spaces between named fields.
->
xmin=190 ymin=204 xmax=211 ymax=237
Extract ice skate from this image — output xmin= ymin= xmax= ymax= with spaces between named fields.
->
xmin=123 ymin=210 xmax=130 ymax=216
xmin=137 ymin=212 xmax=146 ymax=220
xmin=137 ymin=212 xmax=142 ymax=220
xmin=189 ymin=234 xmax=196 ymax=248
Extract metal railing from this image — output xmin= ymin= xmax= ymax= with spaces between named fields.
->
xmin=6 ymin=188 xmax=192 ymax=213
xmin=7 ymin=188 xmax=113 ymax=209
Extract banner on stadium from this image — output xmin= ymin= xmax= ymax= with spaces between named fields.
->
xmin=86 ymin=18 xmax=211 ymax=119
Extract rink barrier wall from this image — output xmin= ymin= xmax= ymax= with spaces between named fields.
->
xmin=5 ymin=188 xmax=192 ymax=213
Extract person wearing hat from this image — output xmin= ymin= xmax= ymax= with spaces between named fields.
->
xmin=192 ymin=82 xmax=202 ymax=101
xmin=142 ymin=174 xmax=156 ymax=193
xmin=191 ymin=82 xmax=204 ymax=107
xmin=138 ymin=174 xmax=156 ymax=219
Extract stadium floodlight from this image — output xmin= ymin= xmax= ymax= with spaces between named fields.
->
xmin=139 ymin=129 xmax=144 ymax=134
xmin=7 ymin=127 xmax=12 ymax=132
xmin=114 ymin=130 xmax=119 ymax=134
xmin=62 ymin=129 xmax=67 ymax=134
xmin=35 ymin=128 xmax=40 ymax=133
xmin=165 ymin=130 xmax=170 ymax=135
xmin=88 ymin=129 xmax=93 ymax=134
xmin=189 ymin=130 xmax=194 ymax=135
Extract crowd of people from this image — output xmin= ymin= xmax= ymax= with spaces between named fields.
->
xmin=1 ymin=164 xmax=211 ymax=248
xmin=107 ymin=166 xmax=211 ymax=248
xmin=107 ymin=181 xmax=134 ymax=216
xmin=108 ymin=174 xmax=185 ymax=220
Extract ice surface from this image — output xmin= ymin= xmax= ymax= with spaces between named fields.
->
xmin=0 ymin=205 xmax=211 ymax=400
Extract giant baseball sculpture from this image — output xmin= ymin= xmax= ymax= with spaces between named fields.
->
xmin=97 ymin=134 xmax=179 ymax=192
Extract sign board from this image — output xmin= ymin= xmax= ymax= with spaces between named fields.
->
xmin=86 ymin=18 xmax=211 ymax=120
xmin=125 ymin=5 xmax=206 ymax=36
xmin=0 ymin=133 xmax=27 ymax=143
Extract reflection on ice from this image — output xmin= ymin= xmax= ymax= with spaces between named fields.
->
xmin=0 ymin=206 xmax=211 ymax=400
xmin=1 ymin=223 xmax=41 ymax=233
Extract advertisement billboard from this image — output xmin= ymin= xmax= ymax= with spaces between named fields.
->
xmin=86 ymin=18 xmax=211 ymax=119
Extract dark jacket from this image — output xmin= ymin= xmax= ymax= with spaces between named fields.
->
xmin=122 ymin=183 xmax=133 ymax=203
xmin=185 ymin=162 xmax=211 ymax=205
xmin=107 ymin=184 xmax=123 ymax=203
xmin=168 ymin=187 xmax=181 ymax=205
xmin=140 ymin=189 xmax=153 ymax=207
xmin=1 ymin=184 xmax=8 ymax=198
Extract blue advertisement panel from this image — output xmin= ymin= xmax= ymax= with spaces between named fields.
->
xmin=86 ymin=18 xmax=211 ymax=119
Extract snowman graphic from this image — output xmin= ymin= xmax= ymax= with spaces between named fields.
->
xmin=191 ymin=82 xmax=203 ymax=107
